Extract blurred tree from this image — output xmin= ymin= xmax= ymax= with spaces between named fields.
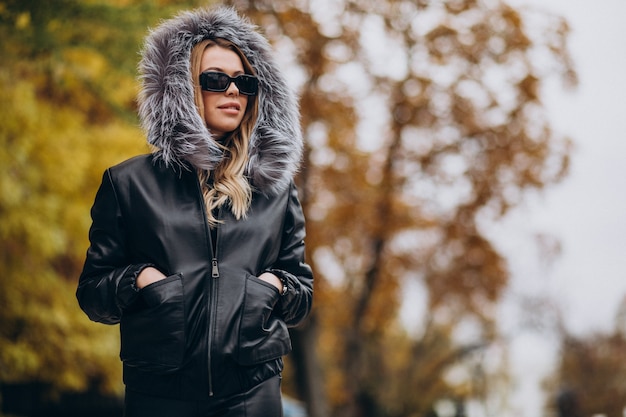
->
xmin=227 ymin=0 xmax=575 ymax=416
xmin=544 ymin=300 xmax=626 ymax=417
xmin=1 ymin=0 xmax=576 ymax=416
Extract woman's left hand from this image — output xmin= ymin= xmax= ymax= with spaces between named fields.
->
xmin=258 ymin=272 xmax=283 ymax=293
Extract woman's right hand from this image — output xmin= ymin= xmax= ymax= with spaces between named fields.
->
xmin=135 ymin=266 xmax=167 ymax=289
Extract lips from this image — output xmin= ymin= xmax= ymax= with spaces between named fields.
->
xmin=218 ymin=102 xmax=241 ymax=111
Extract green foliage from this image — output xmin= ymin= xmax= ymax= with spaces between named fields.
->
xmin=0 ymin=65 xmax=133 ymax=396
xmin=0 ymin=0 xmax=220 ymax=398
xmin=0 ymin=0 xmax=167 ymax=396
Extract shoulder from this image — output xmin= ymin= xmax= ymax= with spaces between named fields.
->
xmin=107 ymin=154 xmax=183 ymax=179
xmin=105 ymin=154 xmax=189 ymax=191
xmin=251 ymin=180 xmax=304 ymax=216
xmin=108 ymin=152 xmax=201 ymax=184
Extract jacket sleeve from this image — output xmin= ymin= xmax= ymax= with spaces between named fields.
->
xmin=76 ymin=169 xmax=151 ymax=325
xmin=271 ymin=182 xmax=314 ymax=327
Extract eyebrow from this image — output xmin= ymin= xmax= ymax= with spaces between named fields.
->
xmin=202 ymin=67 xmax=245 ymax=76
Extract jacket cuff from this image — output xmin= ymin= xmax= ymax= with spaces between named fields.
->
xmin=117 ymin=263 xmax=154 ymax=309
xmin=263 ymin=268 xmax=293 ymax=297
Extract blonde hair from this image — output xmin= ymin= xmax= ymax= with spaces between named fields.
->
xmin=190 ymin=38 xmax=259 ymax=226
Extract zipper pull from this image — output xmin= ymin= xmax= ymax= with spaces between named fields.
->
xmin=211 ymin=258 xmax=220 ymax=278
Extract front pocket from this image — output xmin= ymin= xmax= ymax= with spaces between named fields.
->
xmin=236 ymin=274 xmax=291 ymax=366
xmin=120 ymin=273 xmax=185 ymax=374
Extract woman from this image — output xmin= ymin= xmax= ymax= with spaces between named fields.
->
xmin=76 ymin=6 xmax=313 ymax=417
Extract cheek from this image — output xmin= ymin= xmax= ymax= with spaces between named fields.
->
xmin=241 ymin=97 xmax=251 ymax=118
xmin=202 ymin=94 xmax=216 ymax=123
xmin=201 ymin=92 xmax=212 ymax=113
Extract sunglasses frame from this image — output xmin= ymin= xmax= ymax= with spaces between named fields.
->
xmin=199 ymin=71 xmax=259 ymax=96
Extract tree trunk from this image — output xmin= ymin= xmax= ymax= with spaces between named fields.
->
xmin=290 ymin=314 xmax=329 ymax=417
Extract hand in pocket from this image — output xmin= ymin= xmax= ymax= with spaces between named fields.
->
xmin=136 ymin=266 xmax=167 ymax=289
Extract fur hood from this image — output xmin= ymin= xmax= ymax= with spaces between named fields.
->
xmin=138 ymin=6 xmax=302 ymax=195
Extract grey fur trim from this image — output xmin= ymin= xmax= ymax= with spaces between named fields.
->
xmin=138 ymin=6 xmax=302 ymax=195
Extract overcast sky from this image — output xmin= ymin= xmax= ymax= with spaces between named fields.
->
xmin=492 ymin=0 xmax=626 ymax=415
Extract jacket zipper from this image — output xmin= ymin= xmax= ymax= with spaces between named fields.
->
xmin=207 ymin=217 xmax=220 ymax=397
xmin=196 ymin=177 xmax=220 ymax=397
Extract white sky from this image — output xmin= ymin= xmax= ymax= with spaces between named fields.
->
xmin=491 ymin=0 xmax=626 ymax=415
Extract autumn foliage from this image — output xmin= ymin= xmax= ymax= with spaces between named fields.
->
xmin=0 ymin=0 xmax=582 ymax=416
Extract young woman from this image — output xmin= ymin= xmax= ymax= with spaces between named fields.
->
xmin=76 ymin=6 xmax=313 ymax=417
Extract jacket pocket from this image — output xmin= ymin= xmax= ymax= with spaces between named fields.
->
xmin=236 ymin=274 xmax=291 ymax=366
xmin=120 ymin=273 xmax=185 ymax=374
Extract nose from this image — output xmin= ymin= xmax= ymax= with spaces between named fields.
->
xmin=225 ymin=80 xmax=239 ymax=96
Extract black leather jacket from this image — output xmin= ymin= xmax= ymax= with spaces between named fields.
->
xmin=77 ymin=155 xmax=313 ymax=399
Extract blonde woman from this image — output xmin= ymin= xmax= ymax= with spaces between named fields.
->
xmin=77 ymin=7 xmax=313 ymax=417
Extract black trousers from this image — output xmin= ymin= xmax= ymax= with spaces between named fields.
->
xmin=124 ymin=375 xmax=283 ymax=417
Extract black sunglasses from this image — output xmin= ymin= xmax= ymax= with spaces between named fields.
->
xmin=199 ymin=71 xmax=259 ymax=96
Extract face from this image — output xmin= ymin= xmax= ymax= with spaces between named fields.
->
xmin=200 ymin=46 xmax=249 ymax=138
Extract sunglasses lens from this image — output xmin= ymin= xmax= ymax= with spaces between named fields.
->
xmin=235 ymin=75 xmax=258 ymax=96
xmin=202 ymin=72 xmax=230 ymax=91
xmin=200 ymin=72 xmax=258 ymax=96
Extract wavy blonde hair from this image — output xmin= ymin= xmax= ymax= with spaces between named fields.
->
xmin=190 ymin=38 xmax=259 ymax=225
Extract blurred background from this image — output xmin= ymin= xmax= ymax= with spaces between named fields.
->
xmin=1 ymin=1 xmax=624 ymax=417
